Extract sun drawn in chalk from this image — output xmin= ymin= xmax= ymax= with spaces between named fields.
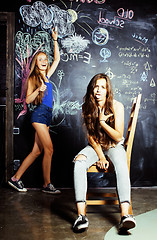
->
xmin=60 ymin=0 xmax=93 ymax=35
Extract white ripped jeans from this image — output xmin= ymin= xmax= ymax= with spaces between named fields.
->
xmin=73 ymin=144 xmax=131 ymax=204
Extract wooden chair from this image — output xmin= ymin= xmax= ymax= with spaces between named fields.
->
xmin=86 ymin=94 xmax=142 ymax=213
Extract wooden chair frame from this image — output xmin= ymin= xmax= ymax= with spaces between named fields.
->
xmin=86 ymin=94 xmax=142 ymax=213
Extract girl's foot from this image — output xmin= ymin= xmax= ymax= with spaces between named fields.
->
xmin=119 ymin=215 xmax=136 ymax=231
xmin=42 ymin=183 xmax=61 ymax=194
xmin=8 ymin=177 xmax=27 ymax=192
xmin=73 ymin=214 xmax=89 ymax=231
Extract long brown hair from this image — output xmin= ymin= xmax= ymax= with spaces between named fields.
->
xmin=27 ymin=51 xmax=49 ymax=105
xmin=82 ymin=73 xmax=116 ymax=150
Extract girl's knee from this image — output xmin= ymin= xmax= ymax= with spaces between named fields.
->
xmin=44 ymin=144 xmax=54 ymax=156
xmin=74 ymin=154 xmax=87 ymax=162
xmin=31 ymin=149 xmax=42 ymax=158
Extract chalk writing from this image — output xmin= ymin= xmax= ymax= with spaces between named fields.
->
xmin=114 ymin=88 xmax=121 ymax=97
xmin=124 ymin=86 xmax=142 ymax=98
xmin=121 ymin=61 xmax=138 ymax=74
xmin=117 ymin=46 xmax=151 ymax=58
xmin=117 ymin=8 xmax=134 ymax=20
xmin=98 ymin=8 xmax=134 ymax=29
xmin=61 ymin=51 xmax=91 ymax=64
xmin=122 ymin=79 xmax=139 ymax=88
xmin=73 ymin=0 xmax=106 ymax=4
xmin=132 ymin=33 xmax=149 ymax=45
xmin=144 ymin=93 xmax=156 ymax=105
xmin=98 ymin=11 xmax=125 ymax=29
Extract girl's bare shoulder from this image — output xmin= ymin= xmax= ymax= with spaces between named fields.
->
xmin=113 ymin=99 xmax=124 ymax=112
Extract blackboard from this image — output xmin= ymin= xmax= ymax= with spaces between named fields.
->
xmin=14 ymin=0 xmax=157 ymax=188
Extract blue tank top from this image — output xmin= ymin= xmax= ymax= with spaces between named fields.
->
xmin=42 ymin=76 xmax=53 ymax=108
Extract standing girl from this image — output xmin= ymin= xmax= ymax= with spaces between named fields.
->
xmin=8 ymin=27 xmax=61 ymax=194
xmin=73 ymin=73 xmax=136 ymax=231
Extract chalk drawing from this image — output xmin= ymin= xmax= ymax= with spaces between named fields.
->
xmin=15 ymin=45 xmax=42 ymax=119
xmin=59 ymin=0 xmax=93 ymax=36
xmin=92 ymin=27 xmax=109 ymax=45
xmin=57 ymin=69 xmax=65 ymax=88
xmin=140 ymin=71 xmax=148 ymax=81
xmin=20 ymin=1 xmax=53 ymax=28
xmin=105 ymin=67 xmax=115 ymax=79
xmin=20 ymin=1 xmax=75 ymax=38
xmin=51 ymin=80 xmax=82 ymax=127
xmin=15 ymin=31 xmax=53 ymax=64
xmin=100 ymin=48 xmax=111 ymax=62
xmin=144 ymin=61 xmax=152 ymax=71
xmin=61 ymin=34 xmax=90 ymax=54
xmin=48 ymin=4 xmax=75 ymax=37
xmin=150 ymin=78 xmax=156 ymax=87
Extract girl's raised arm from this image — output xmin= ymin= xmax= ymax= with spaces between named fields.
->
xmin=47 ymin=27 xmax=60 ymax=78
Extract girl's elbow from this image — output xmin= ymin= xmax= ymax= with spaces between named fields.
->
xmin=116 ymin=134 xmax=123 ymax=143
xmin=25 ymin=98 xmax=30 ymax=105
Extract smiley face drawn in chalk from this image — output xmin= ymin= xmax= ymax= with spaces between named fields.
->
xmin=92 ymin=27 xmax=109 ymax=46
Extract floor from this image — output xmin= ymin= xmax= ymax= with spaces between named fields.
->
xmin=0 ymin=187 xmax=157 ymax=240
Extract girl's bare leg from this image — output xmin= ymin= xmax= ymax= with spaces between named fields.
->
xmin=32 ymin=123 xmax=53 ymax=186
xmin=14 ymin=132 xmax=43 ymax=180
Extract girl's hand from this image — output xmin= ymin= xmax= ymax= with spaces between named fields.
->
xmin=96 ymin=156 xmax=109 ymax=170
xmin=52 ymin=26 xmax=58 ymax=41
xmin=39 ymin=80 xmax=47 ymax=92
xmin=98 ymin=107 xmax=113 ymax=122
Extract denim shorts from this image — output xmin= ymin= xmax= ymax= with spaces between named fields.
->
xmin=31 ymin=104 xmax=52 ymax=127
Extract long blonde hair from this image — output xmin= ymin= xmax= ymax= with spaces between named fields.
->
xmin=27 ymin=51 xmax=49 ymax=105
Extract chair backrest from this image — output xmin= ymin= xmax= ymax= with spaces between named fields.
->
xmin=87 ymin=94 xmax=142 ymax=173
xmin=124 ymin=94 xmax=142 ymax=173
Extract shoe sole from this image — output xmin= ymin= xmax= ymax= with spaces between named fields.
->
xmin=8 ymin=181 xmax=27 ymax=192
xmin=42 ymin=190 xmax=61 ymax=194
xmin=119 ymin=218 xmax=136 ymax=230
xmin=75 ymin=222 xmax=89 ymax=231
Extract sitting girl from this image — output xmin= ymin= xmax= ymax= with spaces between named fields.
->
xmin=73 ymin=73 xmax=136 ymax=231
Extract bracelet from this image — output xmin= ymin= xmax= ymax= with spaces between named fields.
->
xmin=99 ymin=120 xmax=106 ymax=122
xmin=53 ymin=40 xmax=58 ymax=41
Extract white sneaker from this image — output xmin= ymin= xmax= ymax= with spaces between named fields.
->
xmin=73 ymin=214 xmax=89 ymax=231
xmin=119 ymin=215 xmax=136 ymax=231
xmin=8 ymin=178 xmax=27 ymax=192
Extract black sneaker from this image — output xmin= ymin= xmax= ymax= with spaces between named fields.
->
xmin=8 ymin=178 xmax=27 ymax=192
xmin=42 ymin=183 xmax=61 ymax=194
xmin=119 ymin=215 xmax=136 ymax=231
xmin=73 ymin=214 xmax=89 ymax=231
